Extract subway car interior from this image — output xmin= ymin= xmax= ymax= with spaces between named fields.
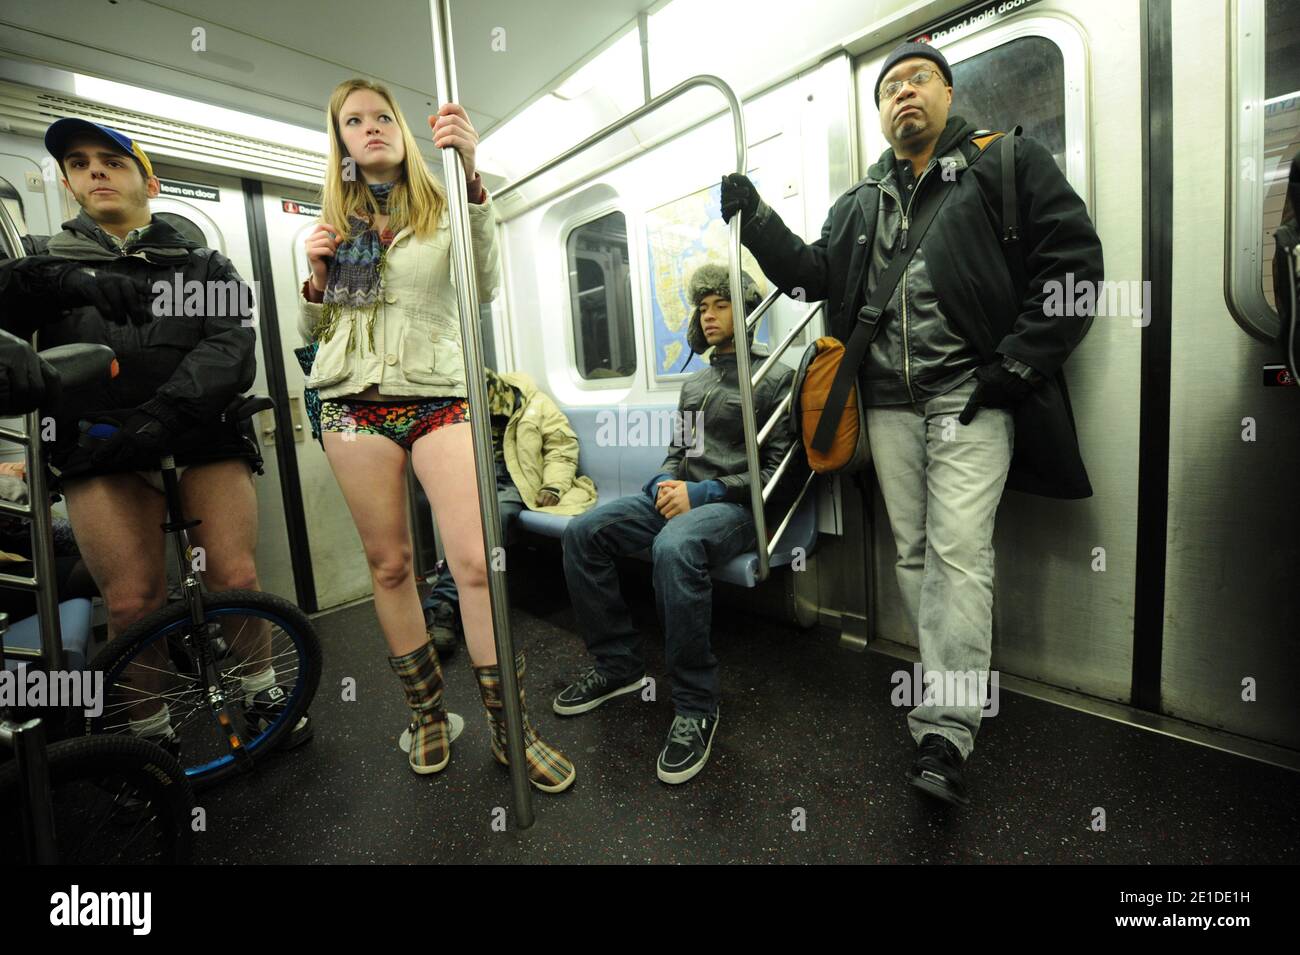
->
xmin=0 ymin=0 xmax=1297 ymax=890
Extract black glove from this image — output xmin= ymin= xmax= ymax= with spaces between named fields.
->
xmin=958 ymin=360 xmax=1034 ymax=425
xmin=58 ymin=266 xmax=153 ymax=326
xmin=720 ymin=173 xmax=759 ymax=224
xmin=0 ymin=329 xmax=61 ymax=414
xmin=78 ymin=400 xmax=181 ymax=468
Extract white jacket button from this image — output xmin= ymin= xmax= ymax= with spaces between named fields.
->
xmin=385 ymin=353 xmax=397 ymax=365
xmin=385 ymin=293 xmax=397 ymax=304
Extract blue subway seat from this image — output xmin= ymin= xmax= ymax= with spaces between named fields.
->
xmin=2 ymin=598 xmax=95 ymax=672
xmin=516 ymin=405 xmax=818 ymax=588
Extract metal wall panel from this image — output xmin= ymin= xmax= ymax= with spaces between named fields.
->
xmin=1162 ymin=0 xmax=1300 ymax=748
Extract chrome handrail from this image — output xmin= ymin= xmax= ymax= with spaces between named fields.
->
xmin=763 ymin=445 xmax=799 ymax=504
xmin=497 ymin=72 xmax=772 ymax=581
xmin=745 ymin=287 xmax=782 ymax=334
xmin=758 ymin=391 xmax=792 ymax=448
xmin=753 ymin=301 xmax=822 ymax=387
xmin=768 ymin=471 xmax=817 ymax=553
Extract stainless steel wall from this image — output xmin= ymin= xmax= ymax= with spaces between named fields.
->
xmin=1163 ymin=0 xmax=1300 ymax=749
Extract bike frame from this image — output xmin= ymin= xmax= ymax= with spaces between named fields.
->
xmin=153 ymin=453 xmax=253 ymax=769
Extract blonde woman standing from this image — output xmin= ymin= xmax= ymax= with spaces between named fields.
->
xmin=298 ymin=78 xmax=574 ymax=793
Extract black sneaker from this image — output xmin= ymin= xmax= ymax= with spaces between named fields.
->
xmin=552 ymin=667 xmax=645 ymax=716
xmin=656 ymin=713 xmax=718 ymax=784
xmin=908 ymin=734 xmax=970 ymax=806
xmin=244 ymin=685 xmax=314 ymax=750
xmin=425 ymin=601 xmax=458 ymax=658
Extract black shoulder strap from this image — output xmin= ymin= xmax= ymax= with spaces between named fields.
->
xmin=808 ymin=175 xmax=957 ymax=455
xmin=1000 ymin=125 xmax=1020 ymax=245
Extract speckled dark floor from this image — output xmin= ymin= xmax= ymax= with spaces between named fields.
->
xmin=190 ymin=550 xmax=1300 ymax=864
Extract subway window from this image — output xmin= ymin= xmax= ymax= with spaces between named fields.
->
xmin=949 ymin=35 xmax=1067 ymax=173
xmin=1261 ymin=0 xmax=1299 ymax=311
xmin=566 ymin=211 xmax=636 ymax=380
xmin=1229 ymin=0 xmax=1300 ymax=339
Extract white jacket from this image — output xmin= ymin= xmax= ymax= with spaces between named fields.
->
xmin=297 ymin=197 xmax=500 ymax=400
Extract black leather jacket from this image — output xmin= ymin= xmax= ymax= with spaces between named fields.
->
xmin=739 ymin=114 xmax=1104 ymax=498
xmin=0 ymin=213 xmax=259 ymax=480
xmin=659 ymin=343 xmax=795 ymax=504
xmin=862 ymin=141 xmax=984 ymax=405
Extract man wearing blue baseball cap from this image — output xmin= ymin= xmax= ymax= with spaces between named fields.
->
xmin=722 ymin=41 xmax=1103 ymax=807
xmin=43 ymin=118 xmax=160 ymax=236
xmin=0 ymin=117 xmax=311 ymax=754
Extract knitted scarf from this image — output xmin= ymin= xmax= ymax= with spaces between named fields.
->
xmin=311 ymin=180 xmax=398 ymax=352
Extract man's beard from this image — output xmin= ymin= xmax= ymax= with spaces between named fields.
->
xmin=75 ymin=182 xmax=148 ymax=221
xmin=895 ymin=114 xmax=927 ymax=142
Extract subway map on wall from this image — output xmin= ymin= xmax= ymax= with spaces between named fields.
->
xmin=644 ymin=178 xmax=770 ymax=379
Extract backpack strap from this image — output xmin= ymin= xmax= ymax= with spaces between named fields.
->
xmin=808 ymin=130 xmax=1018 ymax=456
xmin=968 ymin=127 xmax=1020 ymax=245
xmin=808 ymin=174 xmax=958 ymax=455
xmin=999 ymin=125 xmax=1021 ymax=246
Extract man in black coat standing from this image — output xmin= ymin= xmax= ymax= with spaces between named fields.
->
xmin=723 ymin=42 xmax=1103 ymax=805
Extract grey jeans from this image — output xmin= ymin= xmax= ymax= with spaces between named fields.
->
xmin=866 ymin=376 xmax=1013 ymax=758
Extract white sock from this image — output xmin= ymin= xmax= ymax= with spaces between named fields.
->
xmin=129 ymin=706 xmax=173 ymax=739
xmin=241 ymin=666 xmax=277 ymax=705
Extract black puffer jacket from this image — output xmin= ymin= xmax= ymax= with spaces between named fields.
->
xmin=660 ymin=343 xmax=795 ymax=504
xmin=740 ymin=115 xmax=1104 ymax=498
xmin=0 ymin=213 xmax=260 ymax=481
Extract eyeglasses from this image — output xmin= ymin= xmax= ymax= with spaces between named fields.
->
xmin=879 ymin=68 xmax=939 ymax=103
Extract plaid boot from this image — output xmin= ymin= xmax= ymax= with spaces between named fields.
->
xmin=473 ymin=651 xmax=576 ymax=793
xmin=388 ymin=640 xmax=453 ymax=774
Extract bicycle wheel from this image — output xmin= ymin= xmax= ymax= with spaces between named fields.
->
xmin=0 ymin=733 xmax=194 ymax=864
xmin=87 ymin=589 xmax=322 ymax=789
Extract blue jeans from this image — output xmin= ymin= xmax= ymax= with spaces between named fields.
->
xmin=866 ymin=376 xmax=1014 ymax=759
xmin=424 ymin=480 xmax=524 ymax=611
xmin=561 ymin=493 xmax=757 ymax=717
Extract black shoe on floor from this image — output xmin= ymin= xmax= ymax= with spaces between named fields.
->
xmin=552 ymin=667 xmax=645 ymax=716
xmin=425 ymin=601 xmax=458 ymax=658
xmin=908 ymin=734 xmax=970 ymax=806
xmin=244 ymin=686 xmax=314 ymax=750
xmin=656 ymin=712 xmax=718 ymax=785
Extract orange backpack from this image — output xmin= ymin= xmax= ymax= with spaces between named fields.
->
xmin=790 ymin=336 xmax=870 ymax=474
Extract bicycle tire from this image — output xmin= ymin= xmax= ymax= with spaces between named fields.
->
xmin=0 ymin=733 xmax=194 ymax=864
xmin=87 ymin=589 xmax=322 ymax=789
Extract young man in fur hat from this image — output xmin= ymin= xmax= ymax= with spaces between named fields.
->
xmin=554 ymin=263 xmax=795 ymax=784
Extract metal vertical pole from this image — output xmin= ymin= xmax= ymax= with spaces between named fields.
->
xmin=638 ymin=12 xmax=652 ymax=104
xmin=429 ymin=0 xmax=534 ymax=829
xmin=722 ymin=103 xmax=769 ymax=581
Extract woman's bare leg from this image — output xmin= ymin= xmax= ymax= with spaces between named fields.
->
xmin=323 ymin=430 xmax=426 ymax=656
xmin=410 ymin=421 xmax=497 ymax=666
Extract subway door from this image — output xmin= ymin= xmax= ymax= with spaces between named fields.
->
xmin=259 ymin=187 xmax=371 ymax=610
xmin=146 ymin=163 xmax=296 ymax=602
xmin=0 ymin=142 xmax=56 ymax=237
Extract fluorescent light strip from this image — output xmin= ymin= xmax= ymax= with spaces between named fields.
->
xmin=73 ymin=74 xmax=328 ymax=154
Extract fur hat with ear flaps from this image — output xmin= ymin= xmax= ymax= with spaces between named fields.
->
xmin=684 ymin=263 xmax=763 ymax=361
